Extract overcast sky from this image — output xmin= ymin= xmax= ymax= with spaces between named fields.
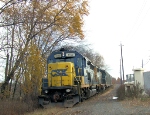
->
xmin=84 ymin=0 xmax=150 ymax=79
xmin=1 ymin=1 xmax=150 ymax=81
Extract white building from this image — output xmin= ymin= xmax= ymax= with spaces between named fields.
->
xmin=133 ymin=68 xmax=144 ymax=89
xmin=125 ymin=68 xmax=150 ymax=95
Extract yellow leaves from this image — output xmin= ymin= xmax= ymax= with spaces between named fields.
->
xmin=69 ymin=26 xmax=74 ymax=35
xmin=2 ymin=0 xmax=89 ymax=41
xmin=36 ymin=0 xmax=88 ymax=39
xmin=22 ymin=43 xmax=46 ymax=95
xmin=68 ymin=13 xmax=84 ymax=39
xmin=80 ymin=0 xmax=89 ymax=16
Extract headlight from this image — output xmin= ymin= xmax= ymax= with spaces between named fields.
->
xmin=66 ymin=89 xmax=71 ymax=92
xmin=45 ymin=90 xmax=48 ymax=93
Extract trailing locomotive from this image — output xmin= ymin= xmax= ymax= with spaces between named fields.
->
xmin=38 ymin=48 xmax=112 ymax=107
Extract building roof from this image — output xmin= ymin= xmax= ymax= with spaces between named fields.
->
xmin=132 ymin=68 xmax=144 ymax=71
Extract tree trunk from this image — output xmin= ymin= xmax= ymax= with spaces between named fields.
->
xmin=1 ymin=40 xmax=30 ymax=94
xmin=12 ymin=76 xmax=19 ymax=99
xmin=5 ymin=54 xmax=9 ymax=81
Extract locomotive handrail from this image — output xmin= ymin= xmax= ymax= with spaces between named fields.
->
xmin=74 ymin=68 xmax=82 ymax=101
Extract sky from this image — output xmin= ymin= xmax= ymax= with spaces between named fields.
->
xmin=1 ymin=0 xmax=150 ymax=81
xmin=83 ymin=0 xmax=150 ymax=79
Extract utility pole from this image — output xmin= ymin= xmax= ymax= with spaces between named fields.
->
xmin=120 ymin=58 xmax=122 ymax=84
xmin=142 ymin=59 xmax=143 ymax=68
xmin=120 ymin=43 xmax=125 ymax=83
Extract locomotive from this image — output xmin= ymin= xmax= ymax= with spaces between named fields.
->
xmin=38 ymin=48 xmax=112 ymax=107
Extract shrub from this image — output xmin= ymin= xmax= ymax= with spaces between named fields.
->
xmin=145 ymin=88 xmax=150 ymax=97
xmin=0 ymin=95 xmax=39 ymax=115
xmin=116 ymin=84 xmax=125 ymax=100
xmin=125 ymin=83 xmax=144 ymax=99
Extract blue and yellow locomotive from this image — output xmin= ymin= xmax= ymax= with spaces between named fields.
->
xmin=38 ymin=48 xmax=112 ymax=107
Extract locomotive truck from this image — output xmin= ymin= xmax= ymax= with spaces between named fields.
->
xmin=38 ymin=48 xmax=112 ymax=107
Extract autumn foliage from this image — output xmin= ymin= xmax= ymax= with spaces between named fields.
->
xmin=21 ymin=43 xmax=45 ymax=97
xmin=0 ymin=0 xmax=89 ymax=97
xmin=0 ymin=0 xmax=89 ymax=114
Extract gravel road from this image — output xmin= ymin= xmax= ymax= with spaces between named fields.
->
xmin=53 ymin=84 xmax=150 ymax=115
xmin=28 ymin=84 xmax=150 ymax=115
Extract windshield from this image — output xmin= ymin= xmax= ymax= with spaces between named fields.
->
xmin=55 ymin=58 xmax=74 ymax=63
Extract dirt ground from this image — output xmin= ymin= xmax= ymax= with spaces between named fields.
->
xmin=27 ymin=84 xmax=150 ymax=115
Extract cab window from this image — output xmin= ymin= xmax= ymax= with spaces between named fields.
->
xmin=77 ymin=58 xmax=82 ymax=68
xmin=55 ymin=58 xmax=74 ymax=63
xmin=48 ymin=59 xmax=53 ymax=63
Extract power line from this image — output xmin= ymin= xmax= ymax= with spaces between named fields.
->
xmin=142 ymin=58 xmax=150 ymax=68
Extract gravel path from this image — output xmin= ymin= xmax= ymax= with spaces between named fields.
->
xmin=27 ymin=84 xmax=150 ymax=115
xmin=54 ymin=84 xmax=150 ymax=115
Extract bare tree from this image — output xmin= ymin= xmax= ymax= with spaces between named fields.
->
xmin=61 ymin=42 xmax=105 ymax=68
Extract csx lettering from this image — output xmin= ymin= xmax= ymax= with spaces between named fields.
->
xmin=51 ymin=69 xmax=67 ymax=76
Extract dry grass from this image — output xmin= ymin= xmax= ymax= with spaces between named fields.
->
xmin=122 ymin=98 xmax=150 ymax=108
xmin=116 ymin=85 xmax=125 ymax=100
xmin=116 ymin=84 xmax=150 ymax=108
xmin=0 ymin=100 xmax=27 ymax=115
xmin=0 ymin=98 xmax=39 ymax=115
xmin=25 ymin=106 xmax=67 ymax=115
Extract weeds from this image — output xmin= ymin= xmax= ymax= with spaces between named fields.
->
xmin=145 ymin=88 xmax=150 ymax=97
xmin=117 ymin=83 xmax=148 ymax=101
xmin=116 ymin=84 xmax=125 ymax=100
xmin=125 ymin=83 xmax=144 ymax=99
xmin=0 ymin=96 xmax=39 ymax=115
